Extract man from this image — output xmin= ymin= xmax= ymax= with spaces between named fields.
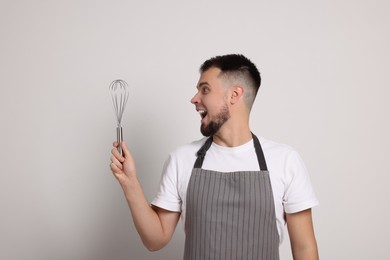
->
xmin=110 ymin=54 xmax=319 ymax=260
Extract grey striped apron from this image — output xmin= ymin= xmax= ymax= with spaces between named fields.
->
xmin=184 ymin=134 xmax=279 ymax=260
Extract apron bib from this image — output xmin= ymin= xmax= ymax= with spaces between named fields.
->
xmin=184 ymin=134 xmax=279 ymax=260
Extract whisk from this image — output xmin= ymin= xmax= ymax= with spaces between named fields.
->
xmin=109 ymin=79 xmax=129 ymax=155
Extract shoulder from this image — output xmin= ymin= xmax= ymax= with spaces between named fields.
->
xmin=258 ymin=136 xmax=309 ymax=179
xmin=163 ymin=137 xmax=208 ymax=170
xmin=259 ymin=136 xmax=299 ymax=160
xmin=169 ymin=137 xmax=208 ymax=159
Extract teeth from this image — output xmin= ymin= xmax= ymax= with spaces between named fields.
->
xmin=198 ymin=110 xmax=207 ymax=119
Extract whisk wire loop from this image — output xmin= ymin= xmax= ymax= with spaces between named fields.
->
xmin=109 ymin=79 xmax=129 ymax=127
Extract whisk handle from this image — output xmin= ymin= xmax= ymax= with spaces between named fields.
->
xmin=116 ymin=126 xmax=123 ymax=156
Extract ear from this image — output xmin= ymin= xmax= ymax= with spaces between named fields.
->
xmin=230 ymin=85 xmax=244 ymax=104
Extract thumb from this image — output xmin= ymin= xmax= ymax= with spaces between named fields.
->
xmin=121 ymin=140 xmax=131 ymax=158
xmin=121 ymin=140 xmax=137 ymax=174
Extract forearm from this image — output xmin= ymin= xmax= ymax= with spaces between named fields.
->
xmin=122 ymin=176 xmax=170 ymax=251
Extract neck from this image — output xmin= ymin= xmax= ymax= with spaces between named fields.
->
xmin=211 ymin=103 xmax=253 ymax=147
xmin=212 ymin=124 xmax=252 ymax=147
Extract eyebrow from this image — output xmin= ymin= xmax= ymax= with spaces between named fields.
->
xmin=197 ymin=81 xmax=209 ymax=89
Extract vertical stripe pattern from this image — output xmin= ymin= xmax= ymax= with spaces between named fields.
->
xmin=184 ymin=169 xmax=279 ymax=260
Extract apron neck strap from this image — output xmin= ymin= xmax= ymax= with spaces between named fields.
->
xmin=252 ymin=133 xmax=268 ymax=171
xmin=193 ymin=133 xmax=268 ymax=171
xmin=194 ymin=137 xmax=213 ymax=168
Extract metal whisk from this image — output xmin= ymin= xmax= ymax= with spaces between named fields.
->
xmin=109 ymin=79 xmax=129 ymax=155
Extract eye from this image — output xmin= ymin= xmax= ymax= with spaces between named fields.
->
xmin=201 ymin=86 xmax=210 ymax=94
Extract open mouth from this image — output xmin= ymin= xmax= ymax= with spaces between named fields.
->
xmin=198 ymin=110 xmax=207 ymax=119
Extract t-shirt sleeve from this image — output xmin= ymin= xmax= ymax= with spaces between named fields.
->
xmin=151 ymin=154 xmax=182 ymax=212
xmin=283 ymin=150 xmax=319 ymax=214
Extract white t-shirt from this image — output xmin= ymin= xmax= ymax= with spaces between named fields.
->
xmin=151 ymin=136 xmax=319 ymax=243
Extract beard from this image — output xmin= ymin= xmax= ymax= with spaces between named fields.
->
xmin=200 ymin=104 xmax=231 ymax=137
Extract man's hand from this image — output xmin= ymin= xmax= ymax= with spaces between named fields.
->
xmin=110 ymin=140 xmax=137 ymax=191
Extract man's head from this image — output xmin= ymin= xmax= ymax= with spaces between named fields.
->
xmin=200 ymin=54 xmax=261 ymax=110
xmin=191 ymin=54 xmax=261 ymax=137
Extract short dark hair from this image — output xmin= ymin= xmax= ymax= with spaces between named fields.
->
xmin=200 ymin=54 xmax=261 ymax=108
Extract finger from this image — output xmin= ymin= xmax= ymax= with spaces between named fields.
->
xmin=111 ymin=147 xmax=125 ymax=163
xmin=113 ymin=141 xmax=119 ymax=147
xmin=110 ymin=155 xmax=123 ymax=170
xmin=110 ymin=162 xmax=123 ymax=176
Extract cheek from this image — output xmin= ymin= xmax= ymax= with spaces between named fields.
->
xmin=208 ymin=98 xmax=225 ymax=111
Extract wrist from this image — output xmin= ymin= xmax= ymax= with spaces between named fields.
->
xmin=121 ymin=175 xmax=140 ymax=198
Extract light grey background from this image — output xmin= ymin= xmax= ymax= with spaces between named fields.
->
xmin=1 ymin=0 xmax=389 ymax=259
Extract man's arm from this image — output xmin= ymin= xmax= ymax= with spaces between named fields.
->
xmin=286 ymin=208 xmax=319 ymax=260
xmin=110 ymin=141 xmax=180 ymax=251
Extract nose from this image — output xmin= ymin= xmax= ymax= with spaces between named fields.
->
xmin=190 ymin=92 xmax=199 ymax=104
